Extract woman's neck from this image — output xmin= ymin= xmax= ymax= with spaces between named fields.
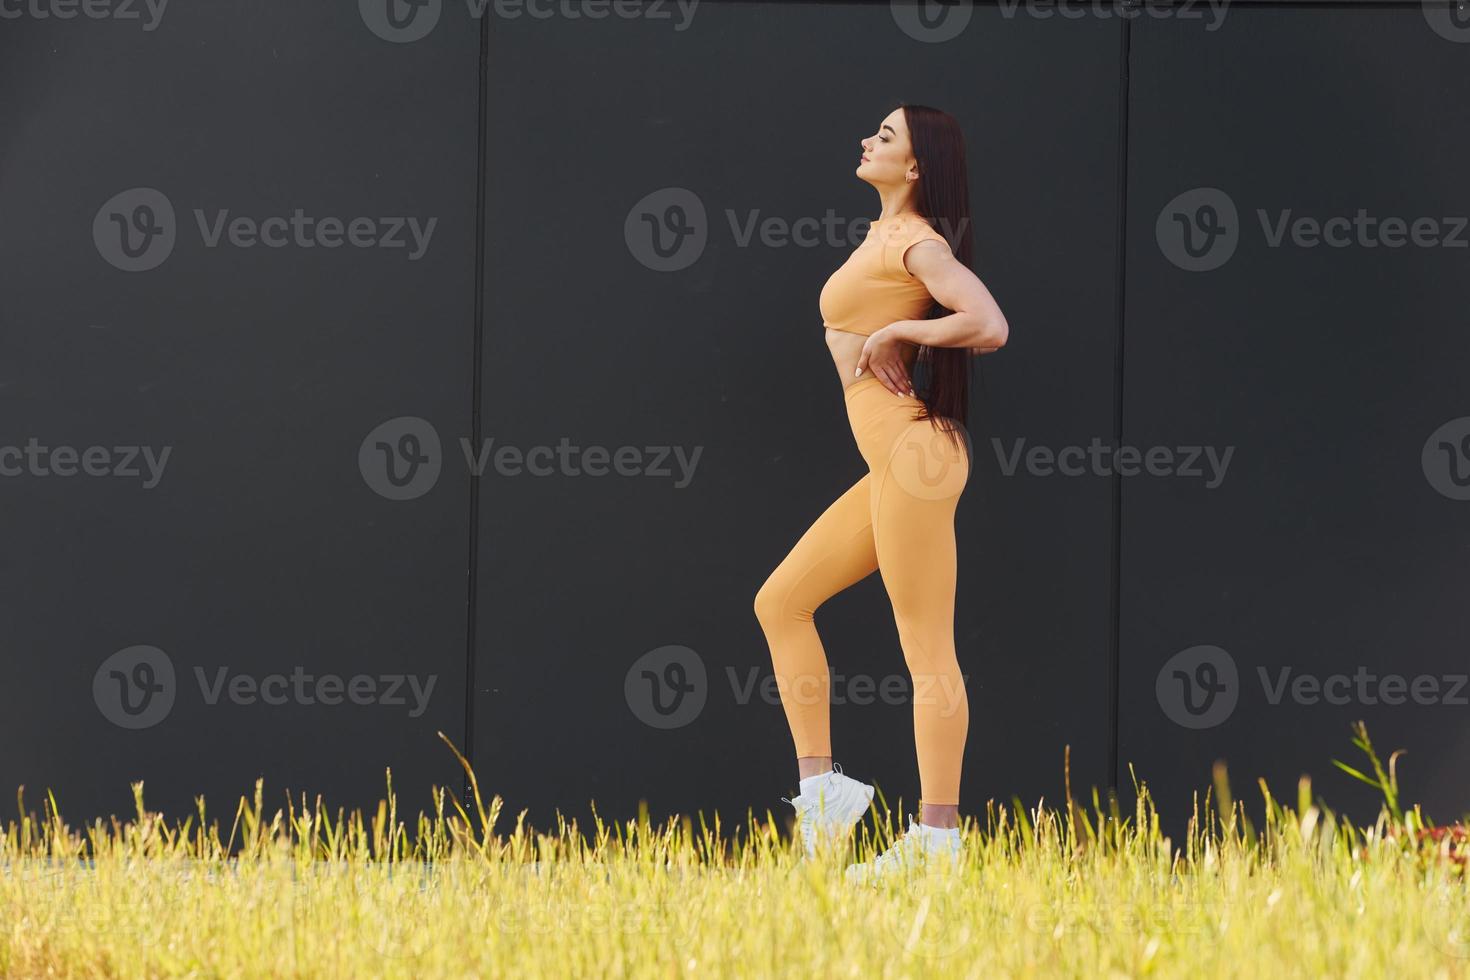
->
xmin=876 ymin=189 xmax=921 ymax=222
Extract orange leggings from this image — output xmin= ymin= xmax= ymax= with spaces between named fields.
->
xmin=754 ymin=375 xmax=971 ymax=806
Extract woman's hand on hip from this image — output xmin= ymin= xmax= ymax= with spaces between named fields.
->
xmin=855 ymin=326 xmax=913 ymax=398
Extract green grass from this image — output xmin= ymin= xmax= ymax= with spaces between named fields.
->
xmin=3 ymin=725 xmax=1469 ymax=978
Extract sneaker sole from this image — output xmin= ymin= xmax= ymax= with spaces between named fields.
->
xmin=845 ymin=845 xmax=962 ymax=884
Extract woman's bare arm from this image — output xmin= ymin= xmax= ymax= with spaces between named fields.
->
xmin=886 ymin=239 xmax=1009 ymax=355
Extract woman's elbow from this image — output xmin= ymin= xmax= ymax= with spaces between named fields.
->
xmin=972 ymin=313 xmax=1008 ymax=354
xmin=989 ymin=315 xmax=1009 ymax=349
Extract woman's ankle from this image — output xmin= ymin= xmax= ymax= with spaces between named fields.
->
xmin=917 ymin=802 xmax=960 ymax=830
xmin=797 ymin=756 xmax=834 ymax=782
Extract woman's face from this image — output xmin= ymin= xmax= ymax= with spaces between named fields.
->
xmin=855 ymin=109 xmax=916 ymax=187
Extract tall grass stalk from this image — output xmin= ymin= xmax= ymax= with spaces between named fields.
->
xmin=2 ymin=725 xmax=1468 ymax=977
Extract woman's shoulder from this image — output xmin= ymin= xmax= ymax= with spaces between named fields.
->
xmin=870 ymin=212 xmax=932 ymax=243
xmin=883 ymin=212 xmax=949 ymax=243
xmin=874 ymin=213 xmax=952 ymax=277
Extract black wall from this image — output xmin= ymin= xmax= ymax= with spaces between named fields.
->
xmin=1120 ymin=6 xmax=1470 ymax=827
xmin=0 ymin=3 xmax=477 ymax=821
xmin=2 ymin=0 xmax=1466 ymax=834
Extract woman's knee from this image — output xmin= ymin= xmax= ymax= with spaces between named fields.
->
xmin=899 ymin=645 xmax=962 ymax=681
xmin=906 ymin=660 xmax=968 ymax=720
xmin=894 ymin=635 xmax=964 ymax=691
xmin=753 ymin=574 xmax=789 ymax=630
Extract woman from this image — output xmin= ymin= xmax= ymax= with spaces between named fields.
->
xmin=753 ymin=104 xmax=1009 ymax=882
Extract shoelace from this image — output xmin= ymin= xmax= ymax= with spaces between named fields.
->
xmin=780 ymin=792 xmax=830 ymax=853
xmin=779 ymin=764 xmax=839 ymax=813
xmin=780 ymin=765 xmax=855 ymax=854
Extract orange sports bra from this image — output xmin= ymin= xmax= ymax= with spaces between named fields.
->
xmin=819 ymin=212 xmax=952 ymax=337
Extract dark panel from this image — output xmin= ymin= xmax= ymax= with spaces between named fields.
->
xmin=0 ymin=4 xmax=478 ymax=820
xmin=1121 ymin=8 xmax=1470 ymax=828
xmin=477 ymin=4 xmax=1121 ymax=827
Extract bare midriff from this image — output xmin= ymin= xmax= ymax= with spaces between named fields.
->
xmin=825 ymin=326 xmax=920 ymax=392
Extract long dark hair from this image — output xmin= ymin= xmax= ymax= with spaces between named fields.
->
xmin=900 ymin=103 xmax=975 ymax=455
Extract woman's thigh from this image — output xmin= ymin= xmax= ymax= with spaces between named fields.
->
xmin=757 ymin=473 xmax=880 ymax=619
xmin=868 ymin=420 xmax=969 ymax=633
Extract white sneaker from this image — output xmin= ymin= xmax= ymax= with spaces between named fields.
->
xmin=781 ymin=764 xmax=875 ymax=859
xmin=845 ymin=817 xmax=962 ymax=884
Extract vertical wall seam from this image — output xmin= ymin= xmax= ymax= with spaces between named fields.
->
xmin=463 ymin=13 xmax=491 ymax=801
xmin=1106 ymin=16 xmax=1133 ymax=794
